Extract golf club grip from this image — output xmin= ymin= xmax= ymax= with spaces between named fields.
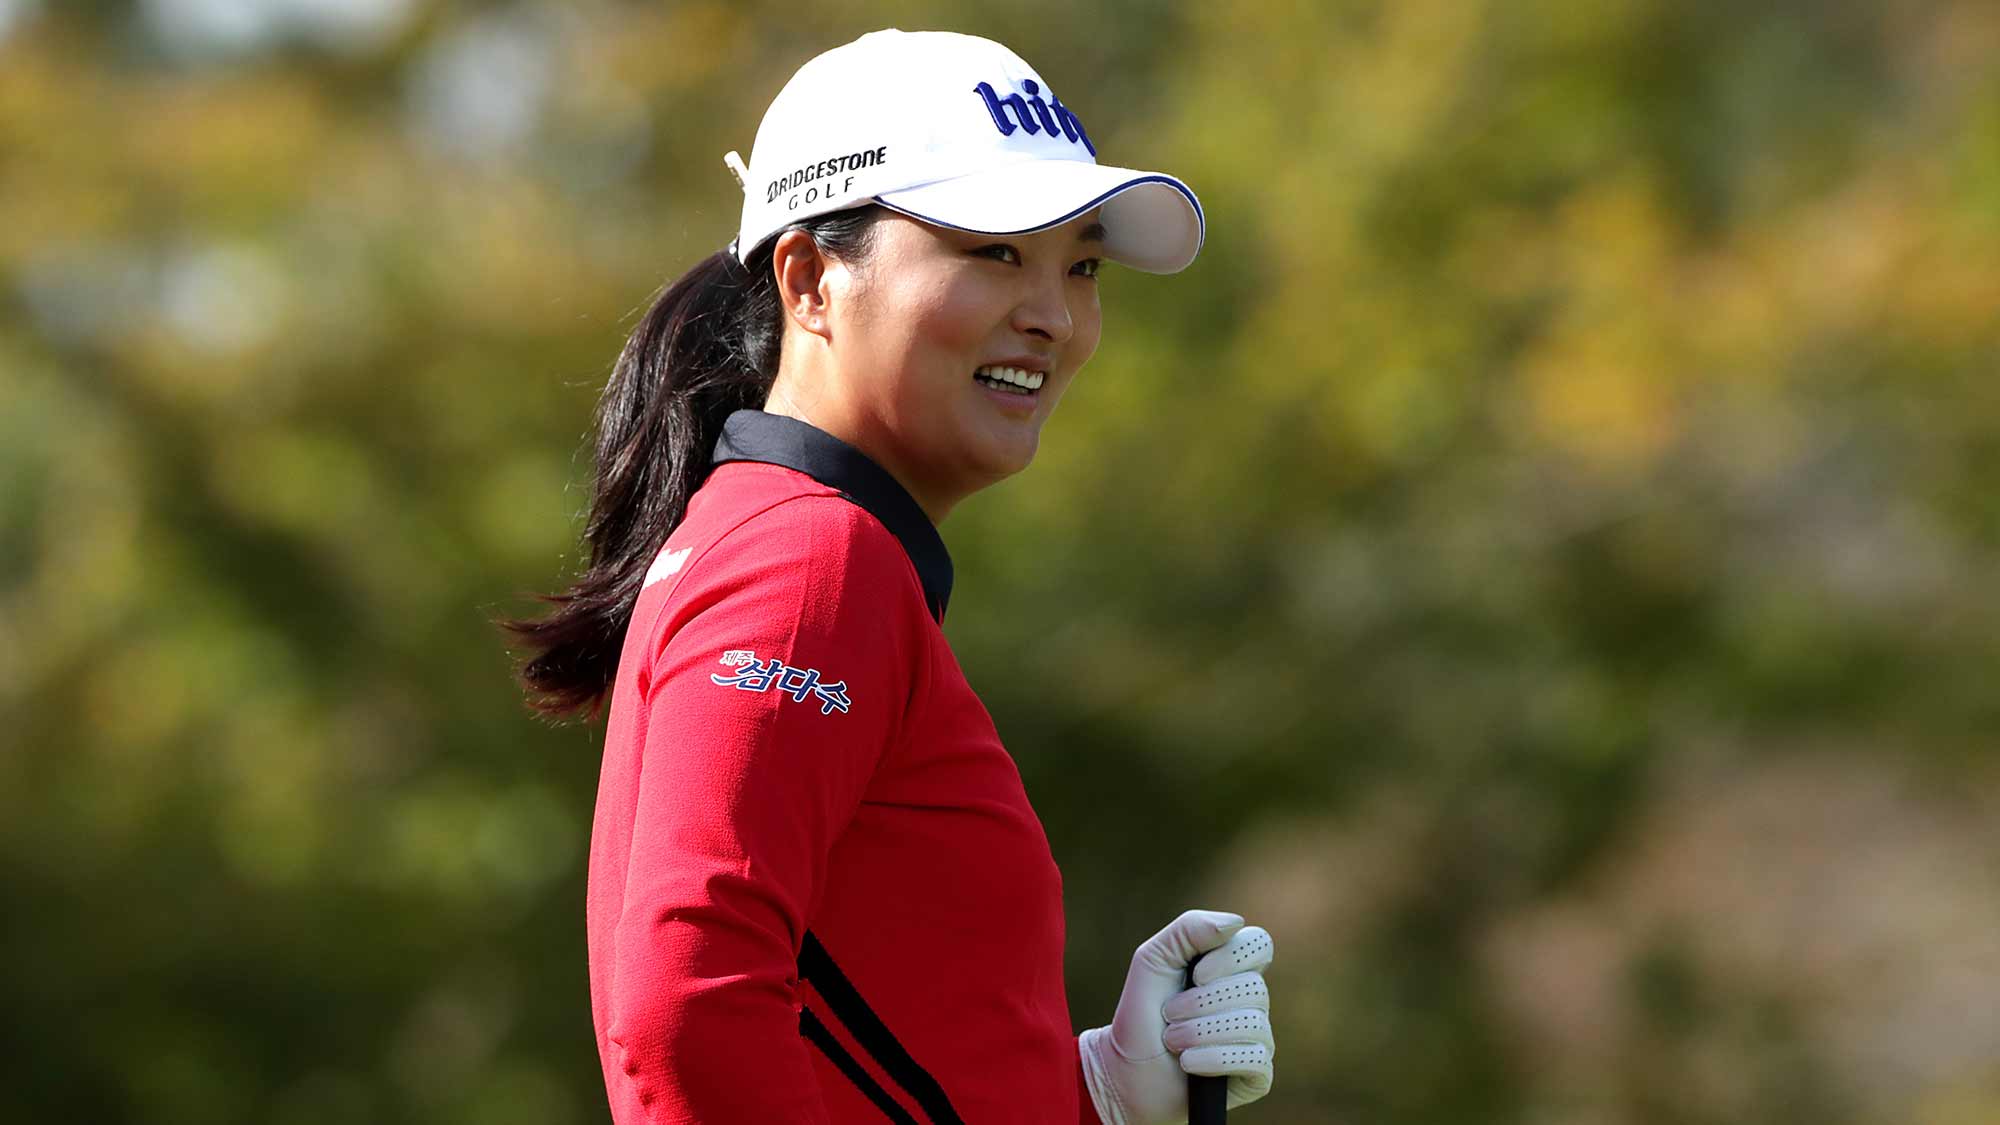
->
xmin=1185 ymin=953 xmax=1227 ymax=1124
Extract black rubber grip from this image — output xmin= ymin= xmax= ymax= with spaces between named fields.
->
xmin=1185 ymin=953 xmax=1227 ymax=1124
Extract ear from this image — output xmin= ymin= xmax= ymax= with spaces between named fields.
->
xmin=772 ymin=229 xmax=833 ymax=342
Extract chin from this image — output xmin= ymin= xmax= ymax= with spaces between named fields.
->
xmin=948 ymin=395 xmax=1048 ymax=483
xmin=954 ymin=438 xmax=1035 ymax=492
xmin=987 ymin=427 xmax=1044 ymax=476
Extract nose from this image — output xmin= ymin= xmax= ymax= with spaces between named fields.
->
xmin=1010 ymin=267 xmax=1074 ymax=344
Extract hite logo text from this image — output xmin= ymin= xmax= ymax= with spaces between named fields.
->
xmin=973 ymin=79 xmax=1095 ymax=156
xmin=766 ymin=146 xmax=889 ymax=209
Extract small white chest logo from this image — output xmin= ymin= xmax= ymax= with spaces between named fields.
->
xmin=643 ymin=546 xmax=691 ymax=589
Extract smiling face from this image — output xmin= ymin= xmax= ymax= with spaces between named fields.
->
xmin=763 ymin=208 xmax=1106 ymax=523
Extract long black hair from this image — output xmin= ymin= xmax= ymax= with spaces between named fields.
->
xmin=501 ymin=206 xmax=884 ymax=721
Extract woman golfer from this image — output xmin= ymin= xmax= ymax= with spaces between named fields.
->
xmin=507 ymin=29 xmax=1277 ymax=1124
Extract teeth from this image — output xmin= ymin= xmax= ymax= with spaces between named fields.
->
xmin=974 ymin=365 xmax=1045 ymax=390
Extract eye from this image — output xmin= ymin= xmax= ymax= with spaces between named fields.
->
xmin=1072 ymin=257 xmax=1102 ymax=279
xmin=975 ymin=243 xmax=1021 ymax=264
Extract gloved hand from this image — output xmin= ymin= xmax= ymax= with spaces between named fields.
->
xmin=1078 ymin=910 xmax=1276 ymax=1125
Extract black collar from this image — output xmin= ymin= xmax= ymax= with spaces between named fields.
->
xmin=712 ymin=409 xmax=953 ymax=624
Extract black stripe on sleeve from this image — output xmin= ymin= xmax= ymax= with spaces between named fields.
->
xmin=800 ymin=1007 xmax=920 ymax=1125
xmin=800 ymin=930 xmax=965 ymax=1125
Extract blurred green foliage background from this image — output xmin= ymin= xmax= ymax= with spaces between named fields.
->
xmin=5 ymin=1 xmax=1999 ymax=1122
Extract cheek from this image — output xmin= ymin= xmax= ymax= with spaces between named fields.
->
xmin=919 ymin=277 xmax=1001 ymax=357
xmin=838 ymin=278 xmax=923 ymax=380
xmin=1072 ymin=288 xmax=1104 ymax=365
xmin=856 ymin=271 xmax=983 ymax=358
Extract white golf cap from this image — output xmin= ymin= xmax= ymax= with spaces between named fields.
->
xmin=726 ymin=29 xmax=1204 ymax=274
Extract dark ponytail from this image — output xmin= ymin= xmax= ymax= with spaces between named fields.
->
xmin=501 ymin=206 xmax=884 ymax=721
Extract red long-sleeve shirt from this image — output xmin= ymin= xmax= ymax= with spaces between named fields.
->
xmin=587 ymin=409 xmax=1105 ymax=1124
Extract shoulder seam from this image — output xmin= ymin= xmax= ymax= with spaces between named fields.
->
xmin=631 ymin=492 xmax=821 ymax=695
xmin=642 ymin=491 xmax=921 ymax=651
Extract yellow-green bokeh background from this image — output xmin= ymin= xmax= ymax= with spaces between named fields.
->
xmin=5 ymin=1 xmax=1999 ymax=1122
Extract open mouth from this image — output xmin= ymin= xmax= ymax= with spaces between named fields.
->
xmin=973 ymin=365 xmax=1044 ymax=396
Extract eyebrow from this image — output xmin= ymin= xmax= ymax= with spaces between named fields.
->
xmin=1078 ymin=221 xmax=1107 ymax=244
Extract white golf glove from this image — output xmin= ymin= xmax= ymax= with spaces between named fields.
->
xmin=1078 ymin=909 xmax=1276 ymax=1125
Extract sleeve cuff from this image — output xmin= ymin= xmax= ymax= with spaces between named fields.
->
xmin=1077 ymin=1031 xmax=1109 ymax=1125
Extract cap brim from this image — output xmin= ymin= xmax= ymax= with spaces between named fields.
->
xmin=873 ymin=160 xmax=1204 ymax=274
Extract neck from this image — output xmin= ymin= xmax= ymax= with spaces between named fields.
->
xmin=763 ymin=360 xmax=958 ymax=525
